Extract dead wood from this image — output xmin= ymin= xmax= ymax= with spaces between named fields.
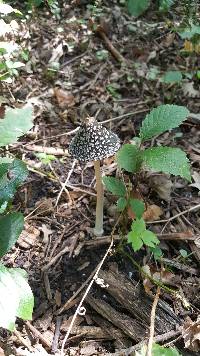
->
xmin=86 ymin=295 xmax=147 ymax=342
xmin=98 ymin=269 xmax=181 ymax=334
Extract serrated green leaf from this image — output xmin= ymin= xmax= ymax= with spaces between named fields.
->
xmin=139 ymin=105 xmax=189 ymax=141
xmin=117 ymin=197 xmax=127 ymax=211
xmin=0 ymin=212 xmax=24 ymax=258
xmin=178 ymin=23 xmax=200 ymax=40
xmin=0 ymin=264 xmax=34 ymax=331
xmin=162 ymin=71 xmax=182 ymax=84
xmin=127 ymin=0 xmax=150 ymax=17
xmin=103 ymin=176 xmax=126 ymax=197
xmin=127 ymin=230 xmax=143 ymax=251
xmin=0 ymin=159 xmax=28 ymax=203
xmin=142 ymin=230 xmax=159 ymax=248
xmin=0 ymin=106 xmax=33 ymax=146
xmin=129 ymin=199 xmax=145 ymax=219
xmin=116 ymin=144 xmax=141 ymax=173
xmin=142 ymin=147 xmax=191 ymax=181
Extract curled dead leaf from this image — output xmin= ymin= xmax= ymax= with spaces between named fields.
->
xmin=143 ymin=204 xmax=163 ymax=221
xmin=54 ymin=88 xmax=75 ymax=109
xmin=149 ymin=174 xmax=172 ymax=202
xmin=182 ymin=316 xmax=200 ymax=352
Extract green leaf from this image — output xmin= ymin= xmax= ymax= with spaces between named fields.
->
xmin=162 ymin=71 xmax=182 ymax=84
xmin=139 ymin=105 xmax=189 ymax=141
xmin=117 ymin=197 xmax=127 ymax=211
xmin=141 ymin=230 xmax=159 ymax=248
xmin=129 ymin=199 xmax=145 ymax=219
xmin=0 ymin=264 xmax=34 ymax=331
xmin=103 ymin=176 xmax=126 ymax=197
xmin=0 ymin=106 xmax=33 ymax=147
xmin=159 ymin=0 xmax=174 ymax=11
xmin=152 ymin=343 xmax=181 ymax=356
xmin=142 ymin=147 xmax=191 ymax=181
xmin=116 ymin=144 xmax=141 ymax=173
xmin=128 ymin=218 xmax=159 ymax=252
xmin=128 ymin=218 xmax=145 ymax=251
xmin=128 ymin=230 xmax=143 ymax=251
xmin=178 ymin=23 xmax=200 ymax=40
xmin=0 ymin=212 xmax=24 ymax=258
xmin=0 ymin=159 xmax=28 ymax=204
xmin=127 ymin=0 xmax=150 ymax=17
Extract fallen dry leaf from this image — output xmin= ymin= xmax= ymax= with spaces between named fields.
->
xmin=54 ymin=88 xmax=75 ymax=109
xmin=143 ymin=204 xmax=163 ymax=221
xmin=182 ymin=82 xmax=199 ymax=98
xmin=17 ymin=224 xmax=40 ymax=249
xmin=182 ymin=316 xmax=200 ymax=352
xmin=150 ymin=174 xmax=172 ymax=202
xmin=190 ymin=171 xmax=200 ymax=194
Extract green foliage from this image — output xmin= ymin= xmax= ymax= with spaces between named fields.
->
xmin=159 ymin=0 xmax=175 ymax=11
xmin=0 ymin=264 xmax=34 ymax=331
xmin=139 ymin=105 xmax=189 ymax=141
xmin=162 ymin=70 xmax=182 ymax=84
xmin=178 ymin=23 xmax=200 ymax=39
xmin=116 ymin=144 xmax=141 ymax=173
xmin=142 ymin=147 xmax=191 ymax=181
xmin=0 ymin=104 xmax=34 ymax=331
xmin=0 ymin=159 xmax=28 ymax=204
xmin=35 ymin=152 xmax=56 ymax=164
xmin=103 ymin=176 xmax=126 ymax=197
xmin=0 ymin=107 xmax=33 ymax=146
xmin=103 ymin=103 xmax=191 ymax=255
xmin=128 ymin=218 xmax=159 ymax=251
xmin=129 ymin=199 xmax=145 ymax=219
xmin=127 ymin=0 xmax=150 ymax=17
xmin=136 ymin=343 xmax=181 ymax=355
xmin=0 ymin=212 xmax=24 ymax=258
xmin=117 ymin=197 xmax=127 ymax=211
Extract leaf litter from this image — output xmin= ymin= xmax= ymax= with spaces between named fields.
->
xmin=1 ymin=1 xmax=200 ymax=355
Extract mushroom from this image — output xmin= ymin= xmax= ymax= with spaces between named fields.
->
xmin=69 ymin=117 xmax=120 ymax=237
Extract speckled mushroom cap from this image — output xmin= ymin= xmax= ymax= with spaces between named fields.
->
xmin=69 ymin=118 xmax=120 ymax=162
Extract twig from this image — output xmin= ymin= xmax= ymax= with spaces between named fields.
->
xmin=52 ymin=316 xmax=62 ymax=353
xmin=96 ymin=26 xmax=125 ymax=63
xmin=13 ymin=328 xmax=33 ymax=351
xmin=25 ymin=144 xmax=69 ymax=156
xmin=42 ymin=244 xmax=70 ymax=272
xmin=146 ymin=287 xmax=161 ymax=356
xmin=60 ymin=214 xmax=122 ymax=355
xmin=55 ymin=159 xmax=77 ymax=207
xmin=102 ymin=109 xmax=148 ymax=124
xmin=25 ymin=321 xmax=52 ymax=349
xmin=108 ymin=329 xmax=181 ymax=355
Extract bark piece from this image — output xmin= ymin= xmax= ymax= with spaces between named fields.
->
xmin=98 ymin=269 xmax=181 ymax=333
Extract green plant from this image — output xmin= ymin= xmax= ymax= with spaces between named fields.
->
xmin=0 ymin=106 xmax=34 ymax=331
xmin=0 ymin=3 xmax=25 ymax=83
xmin=136 ymin=343 xmax=181 ymax=355
xmin=127 ymin=0 xmax=174 ymax=17
xmin=103 ymin=104 xmax=191 ymax=253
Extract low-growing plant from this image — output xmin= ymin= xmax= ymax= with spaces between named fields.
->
xmin=103 ymin=104 xmax=191 ymax=253
xmin=0 ymin=105 xmax=34 ymax=331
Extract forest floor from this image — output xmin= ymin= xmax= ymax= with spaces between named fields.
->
xmin=1 ymin=1 xmax=200 ymax=355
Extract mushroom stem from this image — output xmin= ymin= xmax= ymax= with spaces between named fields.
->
xmin=93 ymin=160 xmax=104 ymax=237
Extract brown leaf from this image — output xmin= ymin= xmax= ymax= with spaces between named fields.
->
xmin=150 ymin=174 xmax=172 ymax=202
xmin=54 ymin=88 xmax=75 ymax=109
xmin=143 ymin=204 xmax=163 ymax=221
xmin=182 ymin=316 xmax=200 ymax=352
xmin=17 ymin=223 xmax=40 ymax=249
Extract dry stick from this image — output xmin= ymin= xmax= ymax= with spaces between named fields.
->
xmin=146 ymin=287 xmax=161 ymax=356
xmin=25 ymin=144 xmax=69 ymax=156
xmin=96 ymin=27 xmax=125 ymax=63
xmin=148 ymin=202 xmax=200 ymax=226
xmin=102 ymin=109 xmax=148 ymax=124
xmin=60 ymin=214 xmax=122 ymax=355
xmin=55 ymin=159 xmax=77 ymax=207
xmin=13 ymin=328 xmax=33 ymax=351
